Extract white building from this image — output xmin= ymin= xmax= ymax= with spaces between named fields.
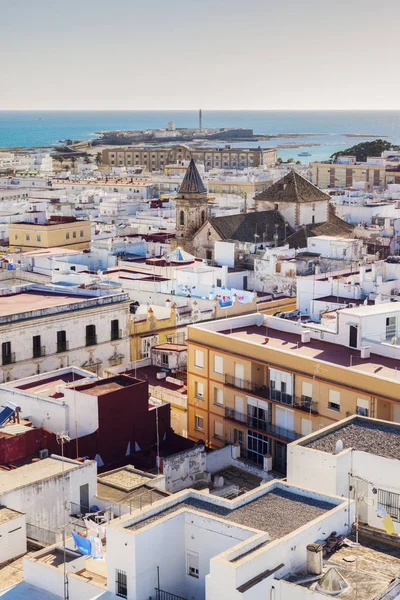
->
xmin=288 ymin=415 xmax=400 ymax=535
xmin=20 ymin=478 xmax=353 ymax=600
xmin=0 ymin=455 xmax=96 ymax=545
xmin=0 ymin=283 xmax=130 ymax=382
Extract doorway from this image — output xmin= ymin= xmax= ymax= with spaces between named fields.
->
xmin=349 ymin=325 xmax=358 ymax=349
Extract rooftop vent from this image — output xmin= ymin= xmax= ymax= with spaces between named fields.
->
xmin=360 ymin=346 xmax=371 ymax=359
xmin=301 ymin=330 xmax=311 ymax=344
xmin=315 ymin=567 xmax=349 ymax=596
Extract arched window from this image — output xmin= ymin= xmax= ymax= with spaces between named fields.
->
xmin=180 ymin=210 xmax=185 ymax=226
xmin=201 ymin=210 xmax=205 ymax=225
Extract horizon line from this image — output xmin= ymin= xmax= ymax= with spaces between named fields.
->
xmin=1 ymin=108 xmax=400 ymax=112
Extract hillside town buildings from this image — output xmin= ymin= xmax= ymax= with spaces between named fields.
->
xmin=3 ymin=140 xmax=400 ymax=599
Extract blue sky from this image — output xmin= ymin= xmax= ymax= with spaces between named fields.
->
xmin=1 ymin=0 xmax=399 ymax=109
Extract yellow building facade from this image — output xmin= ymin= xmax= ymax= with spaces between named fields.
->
xmin=186 ymin=316 xmax=399 ymax=472
xmin=311 ymin=162 xmax=400 ymax=189
xmin=9 ymin=218 xmax=91 ymax=251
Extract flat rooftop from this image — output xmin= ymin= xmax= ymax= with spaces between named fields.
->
xmin=97 ymin=482 xmax=168 ymax=507
xmin=0 ymin=290 xmax=94 ymax=318
xmin=286 ymin=532 xmax=400 ymax=600
xmin=128 ymin=487 xmax=335 ymax=540
xmin=74 ymin=375 xmax=141 ymax=396
xmin=219 ymin=324 xmax=400 ymax=383
xmin=16 ymin=371 xmax=87 ymax=396
xmin=0 ymin=506 xmax=23 ymax=525
xmin=304 ymin=417 xmax=400 ymax=460
xmin=0 ymin=457 xmax=87 ymax=495
xmin=98 ymin=466 xmax=155 ymax=492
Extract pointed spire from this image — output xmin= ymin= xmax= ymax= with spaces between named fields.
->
xmin=178 ymin=159 xmax=207 ymax=195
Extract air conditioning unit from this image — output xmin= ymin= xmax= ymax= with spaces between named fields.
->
xmin=39 ymin=448 xmax=49 ymax=460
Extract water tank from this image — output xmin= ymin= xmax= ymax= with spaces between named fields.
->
xmin=306 ymin=543 xmax=323 ymax=575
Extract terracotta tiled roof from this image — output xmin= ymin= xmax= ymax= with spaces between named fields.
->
xmin=178 ymin=159 xmax=207 ymax=194
xmin=255 ymin=171 xmax=330 ymax=204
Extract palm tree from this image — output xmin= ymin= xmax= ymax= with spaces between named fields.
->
xmin=57 ymin=156 xmax=64 ymax=171
xmin=71 ymin=156 xmax=77 ymax=173
xmin=95 ymin=152 xmax=102 ymax=166
xmin=84 ymin=155 xmax=91 ymax=164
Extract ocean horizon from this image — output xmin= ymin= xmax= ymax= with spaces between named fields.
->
xmin=1 ymin=110 xmax=400 ymax=162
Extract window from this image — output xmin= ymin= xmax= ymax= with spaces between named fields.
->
xmin=72 ymin=231 xmax=76 ymax=238
xmin=356 ymin=398 xmax=369 ymax=417
xmin=180 ymin=210 xmax=185 ymax=226
xmin=26 ymin=234 xmax=30 ymax=241
xmin=188 ymin=552 xmax=199 ymax=578
xmin=195 ymin=381 xmax=204 ymax=399
xmin=66 ymin=232 xmax=70 ymax=240
xmin=32 ymin=335 xmax=43 ymax=358
xmin=195 ymin=415 xmax=204 ymax=430
xmin=301 ymin=381 xmax=313 ymax=406
xmin=386 ymin=316 xmax=397 ymax=340
xmin=214 ymin=355 xmax=223 ymax=374
xmin=194 ymin=349 xmax=204 ymax=368
xmin=115 ymin=569 xmax=127 ymax=598
xmin=216 ymin=278 xmax=222 ymax=288
xmin=15 ymin=234 xmax=18 ymax=240
xmin=214 ymin=420 xmax=223 ymax=439
xmin=328 ymin=389 xmax=341 ymax=412
xmin=57 ymin=330 xmax=67 ymax=353
xmin=80 ymin=230 xmax=84 ymax=237
xmin=86 ymin=324 xmax=97 ymax=346
xmin=36 ymin=234 xmax=41 ymax=242
xmin=161 ymin=353 xmax=169 ymax=366
xmin=214 ymin=388 xmax=223 ymax=405
xmin=111 ymin=319 xmax=120 ymax=341
xmin=247 ymin=430 xmax=269 ymax=466
xmin=378 ymin=489 xmax=400 ymax=523
xmin=234 ymin=429 xmax=244 ymax=449
xmin=2 ymin=341 xmax=13 ymax=366
xmin=141 ymin=335 xmax=158 ymax=358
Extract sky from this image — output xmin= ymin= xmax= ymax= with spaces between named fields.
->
xmin=1 ymin=0 xmax=400 ymax=110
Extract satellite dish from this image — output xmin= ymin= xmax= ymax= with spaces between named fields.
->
xmin=335 ymin=439 xmax=343 ymax=454
xmin=256 ymin=313 xmax=265 ymax=327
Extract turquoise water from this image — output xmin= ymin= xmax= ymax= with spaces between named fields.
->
xmin=1 ymin=110 xmax=400 ymax=162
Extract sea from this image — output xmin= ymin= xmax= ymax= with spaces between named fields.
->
xmin=1 ymin=110 xmax=400 ymax=163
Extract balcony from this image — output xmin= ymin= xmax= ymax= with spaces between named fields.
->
xmin=2 ymin=352 xmax=15 ymax=366
xmin=85 ymin=335 xmax=97 ymax=347
xmin=225 ymin=374 xmax=269 ymax=400
xmin=111 ymin=329 xmax=122 ymax=341
xmin=225 ymin=407 xmax=301 ymax=443
xmin=33 ymin=346 xmax=46 ymax=359
xmin=57 ymin=340 xmax=69 ymax=353
xmin=225 ymin=375 xmax=318 ymax=415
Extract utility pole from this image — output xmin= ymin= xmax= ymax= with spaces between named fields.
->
xmin=57 ymin=431 xmax=71 ymax=600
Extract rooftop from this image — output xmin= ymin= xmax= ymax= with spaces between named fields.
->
xmin=286 ymin=532 xmax=400 ymax=600
xmin=16 ymin=370 xmax=88 ymax=396
xmin=74 ymin=375 xmax=142 ymax=396
xmin=303 ymin=417 xmax=400 ymax=460
xmin=128 ymin=486 xmax=335 ymax=539
xmin=214 ymin=322 xmax=400 ymax=384
xmin=0 ymin=456 xmax=89 ymax=495
xmin=0 ymin=290 xmax=93 ymax=318
xmin=0 ymin=506 xmax=23 ymax=525
xmin=255 ymin=171 xmax=330 ymax=204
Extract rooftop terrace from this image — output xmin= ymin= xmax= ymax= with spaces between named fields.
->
xmin=217 ymin=323 xmax=400 ymax=383
xmin=128 ymin=487 xmax=335 ymax=540
xmin=303 ymin=417 xmax=400 ymax=460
